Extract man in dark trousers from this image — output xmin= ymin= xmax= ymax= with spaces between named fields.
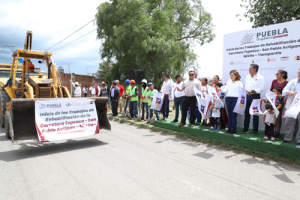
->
xmin=177 ymin=69 xmax=202 ymax=127
xmin=110 ymin=81 xmax=120 ymax=116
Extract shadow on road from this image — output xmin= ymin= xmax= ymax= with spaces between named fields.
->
xmin=0 ymin=139 xmax=107 ymax=162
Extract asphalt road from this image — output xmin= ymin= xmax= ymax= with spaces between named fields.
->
xmin=0 ymin=121 xmax=299 ymax=200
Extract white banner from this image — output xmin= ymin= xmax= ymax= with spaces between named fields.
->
xmin=215 ymin=91 xmax=226 ymax=108
xmin=233 ymin=87 xmax=247 ymax=115
xmin=249 ymin=99 xmax=265 ymax=115
xmin=194 ymin=86 xmax=204 ymax=108
xmin=150 ymin=92 xmax=165 ymax=111
xmin=283 ymin=93 xmax=300 ymax=119
xmin=207 ymin=85 xmax=220 ymax=100
xmin=199 ymin=95 xmax=213 ymax=120
xmin=265 ymin=90 xmax=279 ymax=117
xmin=222 ymin=20 xmax=300 ymax=130
xmin=35 ymin=99 xmax=99 ymax=142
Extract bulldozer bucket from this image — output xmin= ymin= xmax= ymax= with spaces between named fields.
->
xmin=10 ymin=97 xmax=111 ymax=143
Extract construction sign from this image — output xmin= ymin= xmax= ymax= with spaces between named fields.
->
xmin=35 ymin=99 xmax=99 ymax=142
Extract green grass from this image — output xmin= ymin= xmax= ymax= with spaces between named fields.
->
xmin=109 ymin=116 xmax=300 ymax=167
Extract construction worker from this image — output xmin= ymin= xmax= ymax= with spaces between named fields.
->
xmin=25 ymin=64 xmax=37 ymax=81
xmin=69 ymin=80 xmax=81 ymax=97
xmin=141 ymin=79 xmax=149 ymax=120
xmin=124 ymin=79 xmax=131 ymax=113
xmin=147 ymin=82 xmax=159 ymax=123
xmin=129 ymin=80 xmax=138 ymax=119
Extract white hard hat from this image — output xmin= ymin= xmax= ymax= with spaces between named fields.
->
xmin=75 ymin=82 xmax=79 ymax=85
xmin=141 ymin=79 xmax=147 ymax=84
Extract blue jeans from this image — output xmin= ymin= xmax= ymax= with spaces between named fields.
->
xmin=226 ymin=97 xmax=238 ymax=131
xmin=142 ymin=102 xmax=149 ymax=118
xmin=124 ymin=99 xmax=129 ymax=113
xmin=161 ymin=95 xmax=170 ymax=118
xmin=84 ymin=93 xmax=87 ymax=97
xmin=130 ymin=101 xmax=137 ymax=118
xmin=195 ymin=106 xmax=201 ymax=123
xmin=149 ymin=106 xmax=159 ymax=120
xmin=174 ymin=97 xmax=183 ymax=121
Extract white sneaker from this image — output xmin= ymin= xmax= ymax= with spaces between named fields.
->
xmin=225 ymin=128 xmax=228 ymax=130
xmin=210 ymin=126 xmax=214 ymax=129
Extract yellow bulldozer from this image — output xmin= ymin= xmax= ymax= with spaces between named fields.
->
xmin=1 ymin=31 xmax=110 ymax=142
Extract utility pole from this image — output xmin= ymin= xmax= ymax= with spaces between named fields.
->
xmin=3 ymin=45 xmax=15 ymax=53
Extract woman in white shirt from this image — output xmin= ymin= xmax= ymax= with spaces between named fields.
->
xmin=220 ymin=70 xmax=243 ymax=134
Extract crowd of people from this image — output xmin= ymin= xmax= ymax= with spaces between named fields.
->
xmin=170 ymin=64 xmax=299 ymax=147
xmin=72 ymin=63 xmax=300 ymax=146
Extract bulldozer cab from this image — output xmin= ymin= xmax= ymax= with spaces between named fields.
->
xmin=0 ymin=31 xmax=111 ymax=143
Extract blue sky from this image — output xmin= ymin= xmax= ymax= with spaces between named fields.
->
xmin=0 ymin=0 xmax=104 ymax=75
xmin=0 ymin=0 xmax=253 ymax=79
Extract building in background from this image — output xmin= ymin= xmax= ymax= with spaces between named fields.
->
xmin=58 ymin=67 xmax=104 ymax=96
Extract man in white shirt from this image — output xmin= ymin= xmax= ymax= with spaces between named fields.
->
xmin=83 ymin=86 xmax=88 ymax=97
xmin=172 ymin=75 xmax=185 ymax=123
xmin=89 ymin=81 xmax=100 ymax=97
xmin=69 ymin=80 xmax=81 ymax=98
xmin=177 ymin=69 xmax=202 ymax=127
xmin=160 ymin=73 xmax=172 ymax=120
xmin=242 ymin=64 xmax=265 ymax=135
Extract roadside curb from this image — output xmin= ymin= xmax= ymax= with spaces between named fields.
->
xmin=108 ymin=115 xmax=300 ymax=167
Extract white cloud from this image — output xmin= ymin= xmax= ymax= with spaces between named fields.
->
xmin=192 ymin=0 xmax=253 ymax=80
xmin=0 ymin=0 xmax=106 ymax=75
xmin=0 ymin=0 xmax=254 ymax=80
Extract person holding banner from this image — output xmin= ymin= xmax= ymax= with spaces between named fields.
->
xmin=160 ymin=73 xmax=172 ymax=120
xmin=263 ymin=87 xmax=284 ymax=140
xmin=242 ymin=64 xmax=264 ymax=135
xmin=281 ymin=69 xmax=300 ymax=145
xmin=172 ymin=75 xmax=185 ymax=123
xmin=147 ymin=83 xmax=159 ymax=122
xmin=210 ymin=75 xmax=220 ymax=88
xmin=220 ymin=70 xmax=243 ymax=134
xmin=177 ymin=69 xmax=202 ymax=127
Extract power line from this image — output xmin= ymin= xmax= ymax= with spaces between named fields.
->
xmin=32 ymin=0 xmax=60 ymax=31
xmin=52 ymin=28 xmax=97 ymax=53
xmin=47 ymin=18 xmax=96 ymax=51
xmin=7 ymin=0 xmax=38 ymax=44
xmin=11 ymin=0 xmax=49 ymax=44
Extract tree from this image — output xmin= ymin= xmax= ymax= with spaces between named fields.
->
xmin=95 ymin=0 xmax=215 ymax=88
xmin=96 ymin=59 xmax=112 ymax=78
xmin=238 ymin=0 xmax=300 ymax=28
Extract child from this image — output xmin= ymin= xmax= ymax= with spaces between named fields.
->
xmin=147 ymin=83 xmax=159 ymax=122
xmin=263 ymin=103 xmax=277 ymax=141
xmin=263 ymin=87 xmax=284 ymax=140
xmin=210 ymin=101 xmax=221 ymax=131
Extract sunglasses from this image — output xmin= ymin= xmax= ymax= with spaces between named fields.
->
xmin=275 ymin=73 xmax=279 ymax=75
xmin=189 ymin=74 xmax=195 ymax=76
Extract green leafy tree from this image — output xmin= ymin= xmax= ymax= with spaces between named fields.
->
xmin=238 ymin=0 xmax=300 ymax=28
xmin=96 ymin=0 xmax=215 ymax=88
xmin=96 ymin=59 xmax=112 ymax=78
